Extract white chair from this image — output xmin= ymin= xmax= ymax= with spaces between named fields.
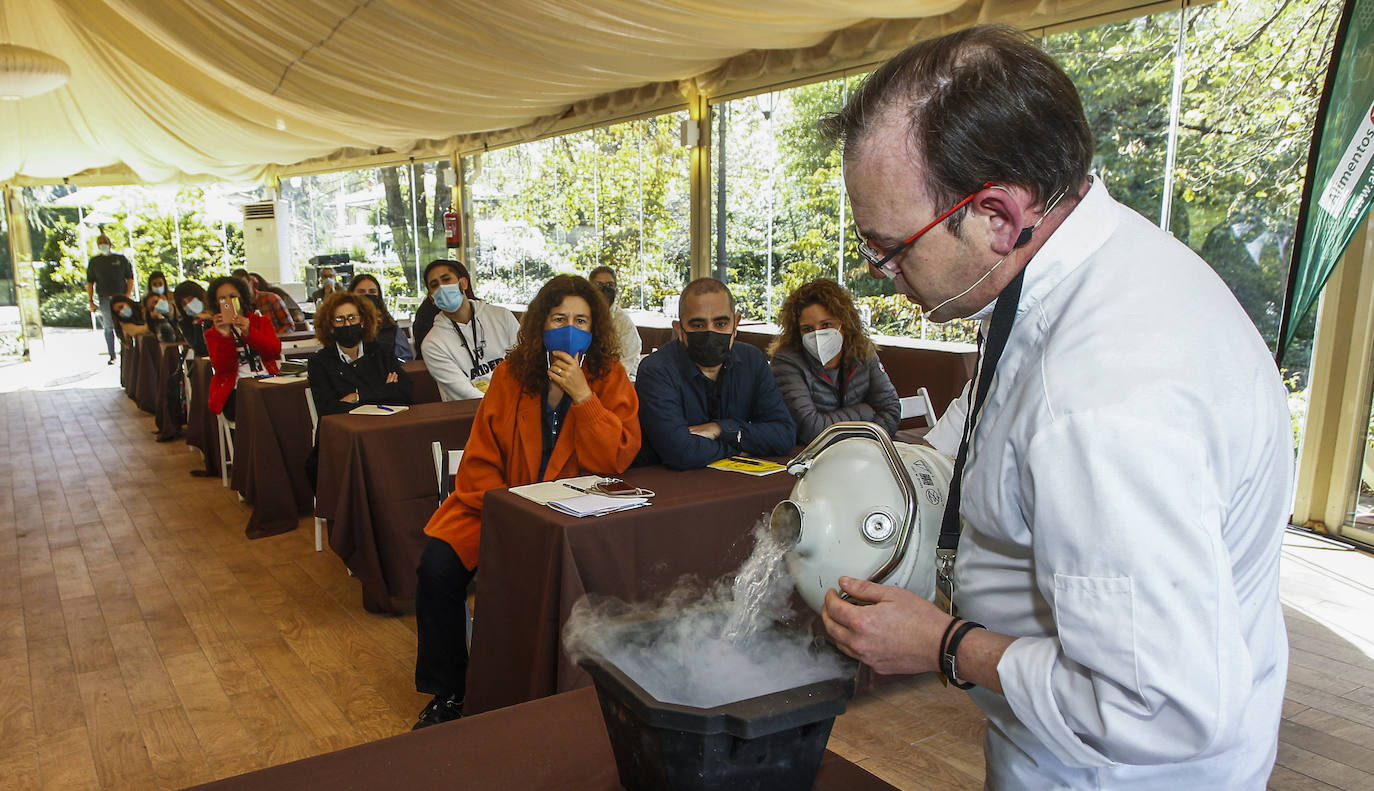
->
xmin=305 ymin=387 xmax=324 ymax=552
xmin=899 ymin=387 xmax=937 ymax=428
xmin=217 ymin=412 xmax=236 ymax=488
xmin=430 ymin=440 xmax=471 ymax=646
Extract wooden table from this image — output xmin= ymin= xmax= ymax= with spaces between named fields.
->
xmin=464 ymin=463 xmax=797 ymax=715
xmin=186 ymin=687 xmax=894 ymax=791
xmin=315 ymin=399 xmax=483 ymax=613
xmin=231 ymin=375 xmax=314 ymax=539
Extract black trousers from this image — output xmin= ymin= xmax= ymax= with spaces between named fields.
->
xmin=414 ymin=537 xmax=477 ymax=700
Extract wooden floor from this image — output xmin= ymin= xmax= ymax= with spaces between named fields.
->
xmin=0 ymin=381 xmax=1372 ymax=790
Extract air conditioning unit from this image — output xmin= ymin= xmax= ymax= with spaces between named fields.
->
xmin=241 ymin=201 xmax=291 ymax=284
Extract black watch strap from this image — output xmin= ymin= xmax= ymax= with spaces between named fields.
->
xmin=941 ymin=620 xmax=985 ymax=690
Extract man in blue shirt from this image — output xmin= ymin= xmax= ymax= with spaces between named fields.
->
xmin=635 ymin=278 xmax=795 ymax=469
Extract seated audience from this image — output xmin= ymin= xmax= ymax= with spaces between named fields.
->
xmin=768 ymin=278 xmax=901 ymax=444
xmin=348 ymin=273 xmax=415 ymax=362
xmin=634 ymin=277 xmax=794 ymax=469
xmin=204 ymin=275 xmax=281 ymax=418
xmin=589 ymin=265 xmax=642 ymax=378
xmin=420 ymin=259 xmax=520 ymax=400
xmin=173 ymin=280 xmax=213 ymax=357
xmin=232 ymin=267 xmax=293 ymax=336
xmin=310 ymin=266 xmax=343 ymax=302
xmin=248 ymin=272 xmax=305 ymax=325
xmin=413 ymin=274 xmax=641 ymax=728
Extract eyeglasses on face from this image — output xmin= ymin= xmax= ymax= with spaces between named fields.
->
xmin=331 ymin=314 xmax=361 ymax=326
xmin=855 ymin=182 xmax=995 ymax=270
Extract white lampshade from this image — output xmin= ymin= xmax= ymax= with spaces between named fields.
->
xmin=0 ymin=43 xmax=71 ymax=100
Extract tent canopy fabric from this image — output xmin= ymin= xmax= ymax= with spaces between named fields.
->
xmin=2 ymin=0 xmax=1154 ymax=186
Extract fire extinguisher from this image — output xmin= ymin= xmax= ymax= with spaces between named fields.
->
xmin=443 ymin=209 xmax=461 ymax=249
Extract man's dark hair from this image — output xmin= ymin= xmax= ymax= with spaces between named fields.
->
xmin=423 ymin=259 xmax=477 ymax=300
xmin=230 ymin=267 xmax=249 ymax=280
xmin=822 ymin=24 xmax=1092 ymax=232
xmin=588 ymin=265 xmax=616 ymax=282
xmin=678 ymin=277 xmax=736 ymax=318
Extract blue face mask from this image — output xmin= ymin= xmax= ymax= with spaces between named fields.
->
xmin=185 ymin=298 xmax=204 ymax=315
xmin=544 ymin=325 xmax=593 ymax=359
xmin=152 ymin=285 xmax=165 ymax=295
xmin=117 ymin=305 xmax=133 ymax=319
xmin=433 ymin=283 xmax=465 ymax=313
xmin=154 ymin=299 xmax=170 ymax=315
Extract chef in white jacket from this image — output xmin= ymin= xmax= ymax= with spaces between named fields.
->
xmin=819 ymin=25 xmax=1291 ymax=789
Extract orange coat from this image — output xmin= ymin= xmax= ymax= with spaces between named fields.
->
xmin=423 ymin=359 xmax=641 ymax=568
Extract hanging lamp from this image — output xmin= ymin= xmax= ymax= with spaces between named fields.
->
xmin=0 ymin=42 xmax=70 ymax=100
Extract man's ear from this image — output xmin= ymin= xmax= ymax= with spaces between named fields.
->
xmin=460 ymin=277 xmax=471 ymax=294
xmin=672 ymin=320 xmax=684 ymax=343
xmin=971 ymin=184 xmax=1032 ymax=255
xmin=730 ymin=312 xmax=742 ymax=344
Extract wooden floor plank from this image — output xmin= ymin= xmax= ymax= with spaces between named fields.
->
xmin=134 ymin=707 xmax=215 ymax=791
xmin=74 ymin=666 xmax=158 ymax=790
xmin=160 ymin=650 xmax=262 ymax=779
xmin=35 ymin=727 xmax=101 ymax=791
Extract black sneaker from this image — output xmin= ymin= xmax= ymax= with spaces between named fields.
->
xmin=412 ymin=694 xmax=463 ymax=729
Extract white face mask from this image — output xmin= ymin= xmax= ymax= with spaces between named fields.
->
xmin=98 ymin=245 xmax=112 ymax=255
xmin=185 ymin=298 xmax=204 ymax=315
xmin=802 ymin=327 xmax=843 ymax=366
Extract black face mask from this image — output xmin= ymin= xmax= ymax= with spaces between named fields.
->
xmin=334 ymin=324 xmax=364 ymax=348
xmin=683 ymin=330 xmax=732 ymax=368
xmin=365 ymin=293 xmax=386 ymax=312
xmin=597 ymin=283 xmax=616 ymax=306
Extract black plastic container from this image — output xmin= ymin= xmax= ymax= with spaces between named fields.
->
xmin=576 ymin=618 xmax=855 ymax=791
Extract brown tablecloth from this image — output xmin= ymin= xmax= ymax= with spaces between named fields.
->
xmin=231 ymin=375 xmax=314 ymax=539
xmin=315 ymin=399 xmax=483 ymax=613
xmin=465 ymin=464 xmax=797 ymax=715
xmin=877 ymin=343 xmax=977 ymax=425
xmin=186 ymin=686 xmax=893 ymax=791
xmin=132 ymin=334 xmax=162 ymax=413
xmin=185 ymin=357 xmax=220 ymax=475
xmin=153 ymin=342 xmax=186 ymax=441
xmin=402 ymin=359 xmax=440 ymax=404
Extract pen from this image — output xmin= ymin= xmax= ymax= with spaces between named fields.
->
xmin=563 ymin=483 xmax=590 ymax=493
xmin=377 ymin=405 xmax=394 ymax=412
xmin=729 ymin=456 xmax=762 ymax=466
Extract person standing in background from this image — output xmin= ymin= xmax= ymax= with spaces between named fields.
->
xmin=86 ymin=234 xmax=134 ymax=365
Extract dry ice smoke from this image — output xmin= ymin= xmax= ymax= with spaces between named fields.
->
xmin=563 ymin=519 xmax=853 ymax=708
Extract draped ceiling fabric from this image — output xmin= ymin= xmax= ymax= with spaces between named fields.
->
xmin=2 ymin=0 xmax=1156 ymax=186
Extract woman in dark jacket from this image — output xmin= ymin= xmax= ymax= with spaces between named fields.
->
xmin=767 ymin=278 xmax=901 ymax=445
xmin=307 ymin=291 xmax=413 ymax=417
xmin=348 ymin=273 xmax=414 ymax=362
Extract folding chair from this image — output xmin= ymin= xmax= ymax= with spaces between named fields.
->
xmin=899 ymin=386 xmax=937 ymax=428
xmin=217 ymin=412 xmax=236 ymax=488
xmin=305 ymin=387 xmax=324 ymax=552
xmin=431 ymin=440 xmax=472 ymax=647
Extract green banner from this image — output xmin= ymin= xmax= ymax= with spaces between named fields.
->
xmin=1280 ymin=0 xmax=1374 ymax=365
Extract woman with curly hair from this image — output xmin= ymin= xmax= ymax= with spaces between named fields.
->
xmin=306 ymin=291 xmax=413 ymax=418
xmin=768 ymin=278 xmax=901 ymax=444
xmin=411 ymin=274 xmax=641 ymax=729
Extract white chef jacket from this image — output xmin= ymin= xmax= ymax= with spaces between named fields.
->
xmin=609 ymin=303 xmax=643 ymax=379
xmin=951 ymin=178 xmax=1291 ymax=789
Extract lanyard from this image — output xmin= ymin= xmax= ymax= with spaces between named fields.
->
xmin=934 ymin=268 xmax=1026 ymax=616
xmin=449 ymin=311 xmax=485 ymax=365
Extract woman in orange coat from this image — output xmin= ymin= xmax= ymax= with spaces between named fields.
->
xmin=412 ymin=274 xmax=640 ymax=729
